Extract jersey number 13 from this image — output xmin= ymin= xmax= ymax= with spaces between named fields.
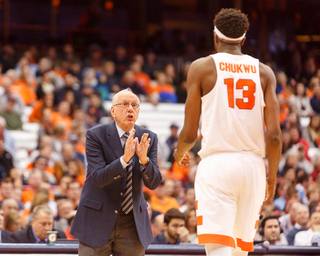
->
xmin=224 ymin=78 xmax=256 ymax=110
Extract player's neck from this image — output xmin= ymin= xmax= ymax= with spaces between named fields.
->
xmin=218 ymin=44 xmax=242 ymax=55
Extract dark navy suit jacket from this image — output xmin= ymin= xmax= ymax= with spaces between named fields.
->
xmin=70 ymin=121 xmax=161 ymax=248
xmin=1 ymin=229 xmax=13 ymax=243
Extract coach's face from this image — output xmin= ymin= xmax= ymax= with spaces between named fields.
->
xmin=111 ymin=91 xmax=140 ymax=132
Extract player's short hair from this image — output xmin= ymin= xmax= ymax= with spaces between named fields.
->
xmin=213 ymin=8 xmax=249 ymax=39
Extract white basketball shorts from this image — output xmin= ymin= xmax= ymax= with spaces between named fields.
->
xmin=195 ymin=152 xmax=266 ymax=252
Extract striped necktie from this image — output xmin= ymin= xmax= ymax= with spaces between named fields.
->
xmin=121 ymin=132 xmax=133 ymax=214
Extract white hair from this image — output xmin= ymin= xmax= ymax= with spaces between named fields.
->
xmin=112 ymin=88 xmax=140 ymax=105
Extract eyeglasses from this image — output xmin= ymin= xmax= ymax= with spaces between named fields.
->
xmin=113 ymin=102 xmax=140 ymax=109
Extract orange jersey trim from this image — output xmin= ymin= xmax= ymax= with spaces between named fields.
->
xmin=254 ymin=220 xmax=259 ymax=229
xmin=198 ymin=234 xmax=236 ymax=248
xmin=236 ymin=238 xmax=254 ymax=252
xmin=196 ymin=216 xmax=203 ymax=226
xmin=195 ymin=200 xmax=198 ymax=210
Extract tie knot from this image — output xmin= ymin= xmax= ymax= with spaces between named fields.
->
xmin=123 ymin=132 xmax=130 ymax=139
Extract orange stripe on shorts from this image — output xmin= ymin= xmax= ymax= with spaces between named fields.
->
xmin=195 ymin=200 xmax=198 ymax=210
xmin=236 ymin=238 xmax=254 ymax=252
xmin=259 ymin=205 xmax=263 ymax=214
xmin=196 ymin=216 xmax=203 ymax=226
xmin=198 ymin=234 xmax=236 ymax=248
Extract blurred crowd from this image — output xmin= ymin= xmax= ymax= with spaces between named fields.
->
xmin=0 ymin=40 xmax=320 ymax=247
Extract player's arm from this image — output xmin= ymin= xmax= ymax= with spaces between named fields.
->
xmin=174 ymin=60 xmax=202 ymax=166
xmin=262 ymin=63 xmax=282 ymax=203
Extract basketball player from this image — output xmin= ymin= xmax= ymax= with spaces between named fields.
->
xmin=174 ymin=8 xmax=282 ymax=256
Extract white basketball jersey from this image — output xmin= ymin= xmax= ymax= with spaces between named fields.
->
xmin=198 ymin=53 xmax=265 ymax=159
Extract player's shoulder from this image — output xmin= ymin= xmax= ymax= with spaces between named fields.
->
xmin=259 ymin=61 xmax=275 ymax=77
xmin=191 ymin=55 xmax=214 ymax=67
xmin=190 ymin=56 xmax=215 ymax=73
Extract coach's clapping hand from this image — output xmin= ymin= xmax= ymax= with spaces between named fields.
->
xmin=123 ymin=130 xmax=137 ymax=163
xmin=136 ymin=133 xmax=151 ymax=165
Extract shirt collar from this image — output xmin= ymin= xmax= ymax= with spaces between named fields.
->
xmin=32 ymin=227 xmax=48 ymax=243
xmin=115 ymin=123 xmax=134 ymax=138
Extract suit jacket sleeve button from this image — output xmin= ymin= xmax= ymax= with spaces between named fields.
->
xmin=115 ymin=210 xmax=118 ymax=213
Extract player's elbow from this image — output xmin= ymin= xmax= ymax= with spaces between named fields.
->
xmin=266 ymin=133 xmax=281 ymax=146
xmin=183 ymin=132 xmax=198 ymax=144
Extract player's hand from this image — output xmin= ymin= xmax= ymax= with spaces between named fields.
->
xmin=173 ymin=149 xmax=191 ymax=167
xmin=123 ymin=130 xmax=137 ymax=163
xmin=264 ymin=180 xmax=276 ymax=204
xmin=136 ymin=133 xmax=150 ymax=165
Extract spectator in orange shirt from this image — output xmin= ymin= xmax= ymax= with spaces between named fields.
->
xmin=75 ymin=132 xmax=86 ymax=156
xmin=11 ymin=65 xmax=37 ymax=106
xmin=130 ymin=61 xmax=152 ymax=95
xmin=307 ymin=76 xmax=320 ymax=98
xmin=278 ymin=93 xmax=289 ymax=127
xmin=21 ymin=169 xmax=46 ymax=205
xmin=120 ymin=70 xmax=146 ymax=99
xmin=29 ymin=92 xmax=54 ymax=123
xmin=52 ymin=101 xmax=72 ymax=140
xmin=153 ymin=72 xmax=177 ymax=103
xmin=277 ymin=71 xmax=293 ymax=100
xmin=21 ymin=188 xmax=54 ymax=228
xmin=65 ymin=159 xmax=86 ymax=186
xmin=150 ymin=181 xmax=180 ymax=214
xmin=24 ymin=156 xmax=56 ymax=185
xmin=65 ymin=214 xmax=76 ymax=239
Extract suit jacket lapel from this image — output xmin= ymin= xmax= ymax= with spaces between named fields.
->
xmin=107 ymin=121 xmax=124 ymax=159
xmin=133 ymin=125 xmax=142 ymax=163
xmin=134 ymin=124 xmax=142 ymax=142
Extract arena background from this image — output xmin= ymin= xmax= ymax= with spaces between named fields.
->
xmin=0 ymin=0 xmax=320 ymax=255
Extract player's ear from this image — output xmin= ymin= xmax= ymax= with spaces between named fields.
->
xmin=214 ymin=34 xmax=219 ymax=44
xmin=241 ymin=37 xmax=246 ymax=46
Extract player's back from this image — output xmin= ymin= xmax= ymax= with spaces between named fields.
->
xmin=198 ymin=52 xmax=265 ymax=159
